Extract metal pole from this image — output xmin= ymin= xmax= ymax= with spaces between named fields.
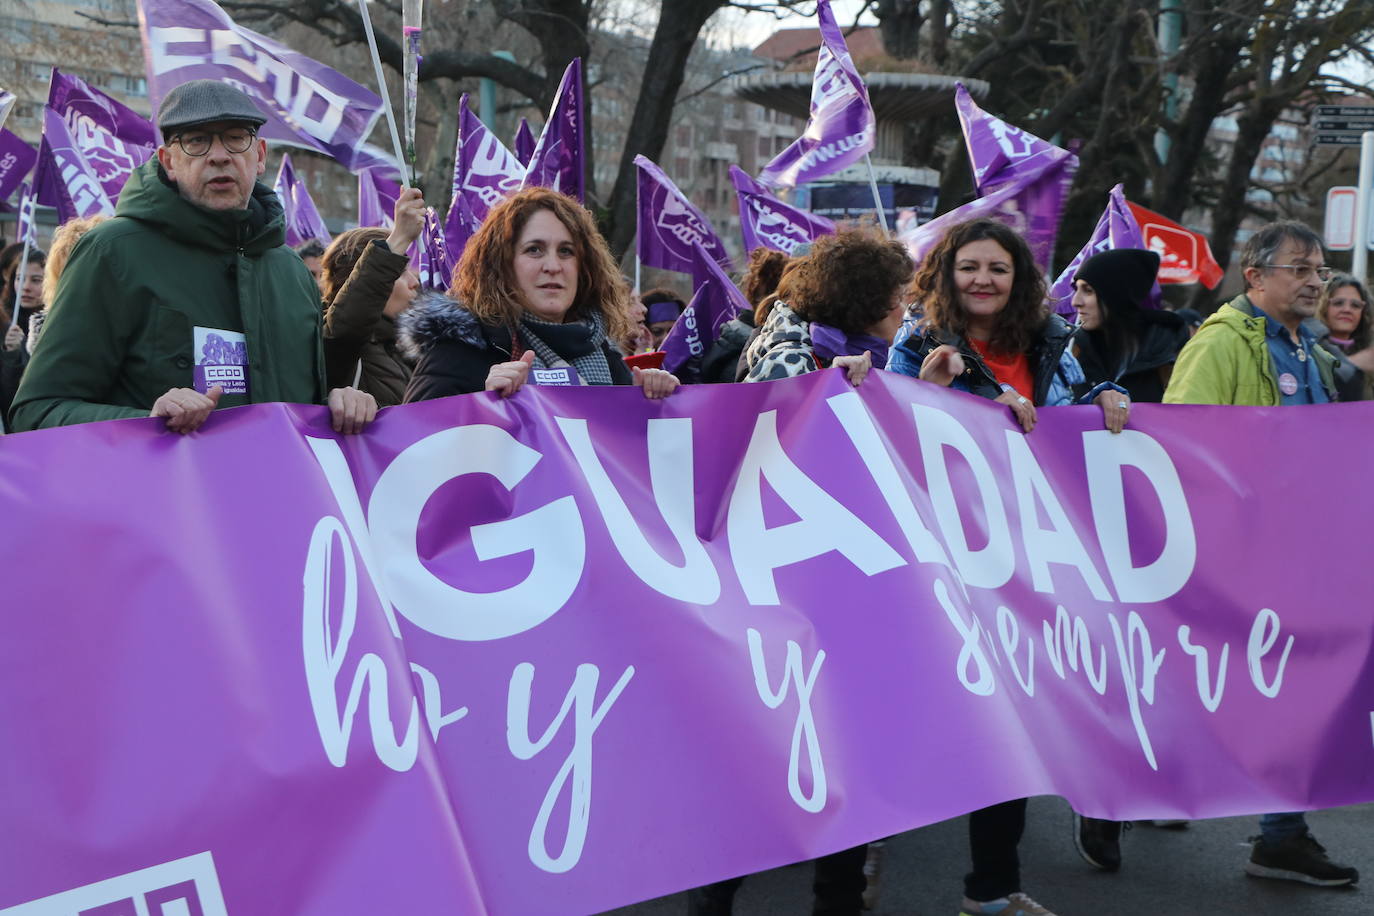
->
xmin=1353 ymin=131 xmax=1374 ymax=283
xmin=355 ymin=0 xmax=410 ymax=188
xmin=863 ymin=153 xmax=890 ymax=234
xmin=1154 ymin=0 xmax=1183 ymax=166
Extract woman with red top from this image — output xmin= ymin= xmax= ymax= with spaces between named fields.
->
xmin=886 ymin=219 xmax=1125 ymax=916
xmin=888 ymin=218 xmax=1128 ymax=435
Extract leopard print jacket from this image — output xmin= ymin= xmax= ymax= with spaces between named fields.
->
xmin=741 ymin=301 xmax=819 ymax=382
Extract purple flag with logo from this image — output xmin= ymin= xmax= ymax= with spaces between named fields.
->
xmin=442 ymin=93 xmax=524 ymax=249
xmin=514 ymin=116 xmax=536 ymax=166
xmin=1048 ymin=184 xmax=1160 ymax=316
xmin=3 ymin=377 xmax=1374 ymax=914
xmin=900 ymin=84 xmax=1077 ymax=272
xmin=942 ymin=82 xmax=1078 ymax=272
xmin=0 ymin=128 xmax=37 ymax=203
xmin=635 ymin=155 xmax=733 ymax=275
xmin=443 ymin=190 xmax=481 ymax=265
xmin=0 ymin=87 xmax=15 ymax=133
xmin=15 ymin=182 xmax=38 ymax=245
xmin=46 ymin=69 xmax=157 ymax=208
xmin=137 ymin=0 xmax=394 ymax=174
xmin=34 ymin=106 xmax=116 ymax=223
xmin=273 ymin=153 xmax=332 ymax=248
xmin=458 ymin=94 xmax=525 ymax=218
xmin=756 ymin=0 xmax=875 ymax=189
xmin=414 ymin=206 xmax=453 ymax=291
xmin=661 ymin=241 xmax=750 ymax=379
xmin=731 ymin=165 xmax=835 ymax=255
xmin=521 ymin=58 xmax=585 ymax=202
xmin=358 ymin=169 xmax=400 ymax=229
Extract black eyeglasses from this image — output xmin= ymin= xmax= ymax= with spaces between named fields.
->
xmin=172 ymin=127 xmax=258 ymax=157
xmin=1259 ymin=263 xmax=1333 ymax=282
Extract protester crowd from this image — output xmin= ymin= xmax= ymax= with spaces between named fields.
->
xmin=0 ymin=78 xmax=1366 ymax=916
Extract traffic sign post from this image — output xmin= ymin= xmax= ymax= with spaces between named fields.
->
xmin=1354 ymin=132 xmax=1374 ymax=283
xmin=1314 ymin=105 xmax=1374 ymax=148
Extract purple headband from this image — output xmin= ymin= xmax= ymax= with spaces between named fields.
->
xmin=645 ymin=301 xmax=684 ymax=325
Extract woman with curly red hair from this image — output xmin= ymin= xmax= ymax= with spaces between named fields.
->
xmin=400 ymin=187 xmax=678 ymax=401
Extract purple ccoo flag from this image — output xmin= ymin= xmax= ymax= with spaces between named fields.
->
xmin=635 ymin=155 xmax=733 ymax=276
xmin=757 ymin=0 xmax=875 ymax=189
xmin=137 ymin=0 xmax=396 ymax=175
xmin=0 ymin=129 xmax=38 ymax=203
xmin=730 ymin=165 xmax=835 ymax=255
xmin=514 ymin=117 xmax=536 ymax=167
xmin=661 ymin=240 xmax=750 ymax=379
xmin=521 ymin=58 xmax=585 ymax=202
xmin=1048 ymin=184 xmax=1160 ymax=316
xmin=274 ymin=153 xmax=332 ymax=248
xmin=34 ymin=106 xmax=116 ymax=223
xmin=358 ymin=169 xmax=401 ymax=230
xmin=46 ymin=69 xmax=156 ymax=208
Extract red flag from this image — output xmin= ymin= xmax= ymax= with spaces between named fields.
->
xmin=1125 ymin=201 xmax=1224 ymax=289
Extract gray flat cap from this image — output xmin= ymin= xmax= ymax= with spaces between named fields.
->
xmin=158 ymin=80 xmax=268 ymax=138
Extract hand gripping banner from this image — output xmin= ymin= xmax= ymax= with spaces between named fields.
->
xmin=2 ymin=373 xmax=1373 ymax=915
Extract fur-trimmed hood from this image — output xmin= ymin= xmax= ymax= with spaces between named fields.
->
xmin=396 ymin=291 xmax=496 ymax=361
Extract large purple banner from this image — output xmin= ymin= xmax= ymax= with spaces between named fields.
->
xmin=2 ymin=374 xmax=1373 ymax=915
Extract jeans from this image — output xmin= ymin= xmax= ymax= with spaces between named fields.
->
xmin=1259 ymin=812 xmax=1308 ymax=845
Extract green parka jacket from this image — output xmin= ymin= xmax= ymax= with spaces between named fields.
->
xmin=1163 ymin=293 xmax=1337 ymax=406
xmin=10 ymin=159 xmax=326 ymax=431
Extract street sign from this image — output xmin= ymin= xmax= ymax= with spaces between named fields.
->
xmin=1316 ymin=132 xmax=1368 ymax=147
xmin=1325 ymin=186 xmax=1357 ymax=250
xmin=1315 ymin=105 xmax=1374 ymax=119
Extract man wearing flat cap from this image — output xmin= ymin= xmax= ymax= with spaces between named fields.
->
xmin=11 ymin=80 xmax=376 ymax=434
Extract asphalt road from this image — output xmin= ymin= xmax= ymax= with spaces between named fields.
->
xmin=606 ymin=798 xmax=1372 ymax=915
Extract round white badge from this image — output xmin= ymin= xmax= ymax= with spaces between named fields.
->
xmin=1278 ymin=372 xmax=1299 ymax=396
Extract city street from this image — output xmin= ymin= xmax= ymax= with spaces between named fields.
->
xmin=610 ymin=798 xmax=1372 ymax=915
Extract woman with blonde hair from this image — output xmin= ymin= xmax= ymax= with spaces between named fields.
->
xmin=1314 ymin=272 xmax=1373 ymax=401
xmin=401 ymin=187 xmax=678 ymax=400
xmin=26 ymin=215 xmax=109 ymax=355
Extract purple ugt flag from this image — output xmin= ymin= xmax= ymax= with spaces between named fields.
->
xmin=730 ymin=165 xmax=835 ymax=256
xmin=514 ymin=117 xmax=536 ymax=167
xmin=521 ymin=58 xmax=585 ymax=202
xmin=445 ymin=95 xmax=523 ymax=221
xmin=443 ymin=94 xmax=524 ymax=259
xmin=756 ymin=0 xmax=875 ymax=189
xmin=414 ymin=206 xmax=454 ymax=292
xmin=635 ymin=155 xmax=733 ymax=276
xmin=46 ymin=69 xmax=156 ymax=208
xmin=15 ymin=183 xmax=38 ymax=245
xmin=137 ymin=0 xmax=394 ymax=175
xmin=952 ymin=82 xmax=1077 ymax=272
xmin=661 ymin=241 xmax=750 ymax=380
xmin=1048 ymin=183 xmax=1161 ymax=317
xmin=34 ymin=106 xmax=115 ymax=223
xmin=0 ymin=129 xmax=37 ymax=203
xmin=358 ymin=169 xmax=401 ymax=229
xmin=274 ymin=153 xmax=332 ymax=248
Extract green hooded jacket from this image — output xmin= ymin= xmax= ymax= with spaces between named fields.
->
xmin=1163 ymin=293 xmax=1337 ymax=406
xmin=10 ymin=159 xmax=326 ymax=431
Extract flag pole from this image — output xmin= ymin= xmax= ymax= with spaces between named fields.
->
xmin=9 ymin=244 xmax=29 ymax=329
xmin=863 ymin=153 xmax=889 ymax=234
xmin=355 ymin=0 xmax=410 ymax=189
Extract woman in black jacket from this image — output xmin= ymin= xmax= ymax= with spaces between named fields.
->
xmin=401 ymin=187 xmax=678 ymax=401
xmin=1069 ymin=248 xmax=1187 ymax=404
